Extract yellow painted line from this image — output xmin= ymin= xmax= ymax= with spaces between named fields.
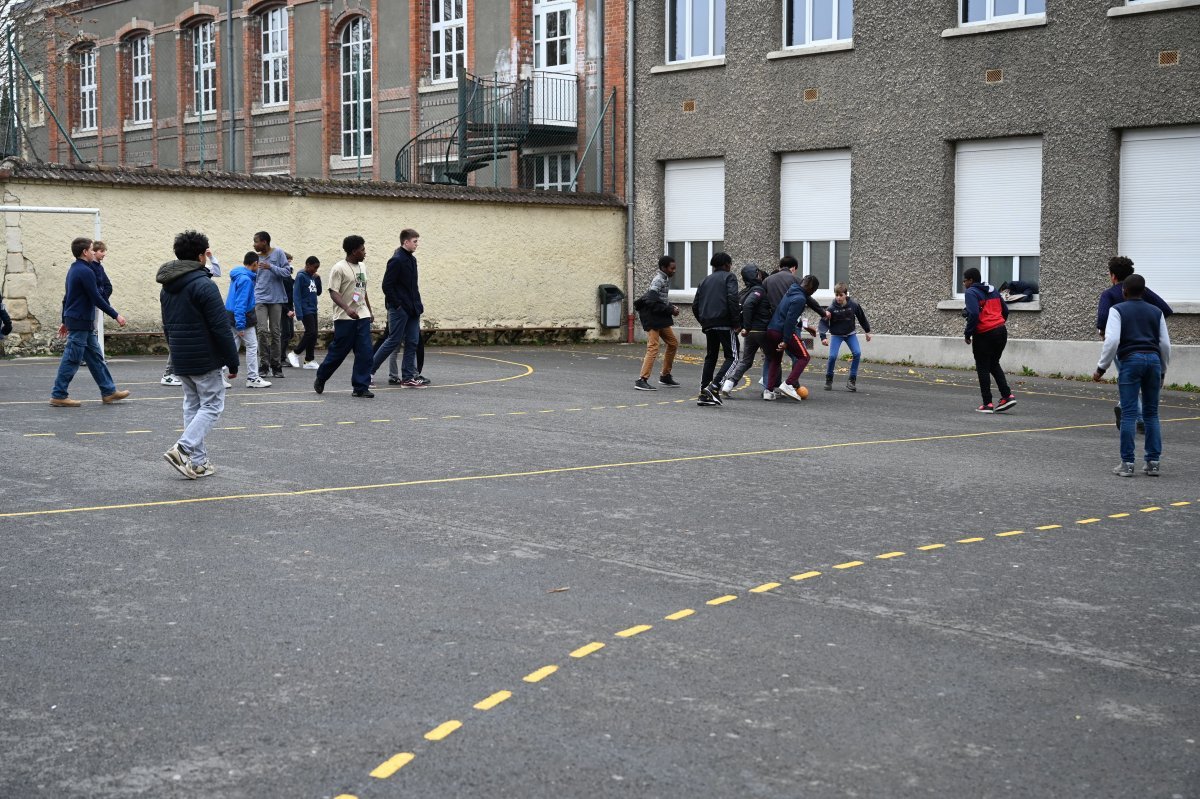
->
xmin=409 ymin=417 xmax=429 ymax=421
xmin=538 ymin=410 xmax=555 ymax=414
xmin=570 ymin=642 xmax=606 ymax=658
xmin=957 ymin=537 xmax=985 ymax=544
xmin=124 ymin=430 xmax=152 ymax=434
xmin=242 ymin=400 xmax=325 ymax=405
xmin=665 ymin=609 xmax=695 ymax=620
xmin=473 ymin=691 xmax=512 ymax=710
xmin=1141 ymin=506 xmax=1161 ymax=513
xmin=707 ymin=595 xmax=737 ymax=606
xmin=337 ymin=421 xmax=357 ymax=425
xmin=508 ymin=412 xmax=527 ymax=416
xmin=299 ymin=423 xmax=323 ymax=427
xmin=614 ymin=405 xmax=628 ymax=409
xmin=523 ymin=665 xmax=558 ymax=683
xmin=76 ymin=431 xmax=106 ymax=436
xmin=834 ymin=561 xmax=864 ymax=569
xmin=1035 ymin=524 xmax=1061 ymax=530
xmin=14 ymin=425 xmax=1196 ymax=520
xmin=590 ymin=406 xmax=606 ymax=410
xmin=441 ymin=415 xmax=461 ymax=420
xmin=995 ymin=531 xmax=1024 ymax=538
xmin=477 ymin=413 xmax=496 ymax=417
xmin=1170 ymin=501 xmax=1191 ymax=507
xmin=791 ymin=570 xmax=822 ymax=581
xmin=370 ymin=419 xmax=391 ymax=423
xmin=1077 ymin=518 xmax=1101 ymax=524
xmin=24 ymin=433 xmax=55 ymax=437
xmin=634 ymin=403 xmax=650 ymax=407
xmin=1109 ymin=513 xmax=1130 ymax=519
xmin=218 ymin=426 xmax=246 ymax=430
xmin=424 ymin=720 xmax=462 ymax=741
xmin=918 ymin=544 xmax=946 ymax=551
xmin=369 ymin=752 xmax=414 ymax=779
xmin=260 ymin=424 xmax=283 ymax=429
xmin=750 ymin=582 xmax=781 ymax=593
xmin=565 ymin=408 xmax=584 ymax=411
xmin=674 ymin=399 xmax=686 ymax=403
xmin=876 ymin=552 xmax=905 ymax=559
xmin=334 ymin=794 xmax=358 ymax=799
xmin=656 ymin=401 xmax=673 ymax=405
xmin=615 ymin=624 xmax=652 ymax=638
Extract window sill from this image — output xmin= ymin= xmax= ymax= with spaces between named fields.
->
xmin=1108 ymin=0 xmax=1200 ymax=16
xmin=183 ymin=114 xmax=220 ymax=125
xmin=650 ymin=56 xmax=726 ymax=74
xmin=668 ymin=289 xmax=697 ymax=303
xmin=122 ymin=121 xmax=152 ymax=132
xmin=251 ymin=104 xmax=289 ymax=116
xmin=1166 ymin=301 xmax=1200 ymax=314
xmin=941 ymin=15 xmax=1046 ymax=37
xmin=72 ymin=129 xmax=98 ymax=139
xmin=938 ymin=297 xmax=1042 ymax=311
xmin=418 ymin=81 xmax=458 ymax=94
xmin=329 ymin=155 xmax=374 ymax=169
xmin=767 ymin=40 xmax=853 ymax=60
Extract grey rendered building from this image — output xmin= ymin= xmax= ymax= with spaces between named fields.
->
xmin=631 ymin=0 xmax=1200 ymax=369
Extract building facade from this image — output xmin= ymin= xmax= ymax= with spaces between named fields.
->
xmin=10 ymin=0 xmax=626 ymax=194
xmin=631 ymin=0 xmax=1200 ymax=361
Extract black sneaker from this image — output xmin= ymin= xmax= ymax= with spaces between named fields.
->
xmin=994 ymin=395 xmax=1016 ymax=413
xmin=847 ymin=377 xmax=857 ymax=392
xmin=272 ymin=370 xmax=285 ymax=379
xmin=824 ymin=376 xmax=833 ymax=391
xmin=414 ymin=375 xmax=432 ymax=386
xmin=706 ymin=384 xmax=724 ymax=405
xmin=697 ymin=388 xmax=719 ymax=407
xmin=313 ymin=376 xmax=326 ymax=394
xmin=634 ymin=378 xmax=657 ymax=391
xmin=658 ymin=374 xmax=681 ymax=387
xmin=388 ymin=377 xmax=404 ymax=385
xmin=353 ymin=389 xmax=375 ymax=398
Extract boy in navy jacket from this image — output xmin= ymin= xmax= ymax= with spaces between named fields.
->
xmin=963 ymin=267 xmax=1014 ymax=413
xmin=288 ymin=256 xmax=322 ymax=369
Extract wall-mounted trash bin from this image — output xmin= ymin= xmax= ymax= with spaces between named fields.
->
xmin=598 ymin=284 xmax=624 ymax=329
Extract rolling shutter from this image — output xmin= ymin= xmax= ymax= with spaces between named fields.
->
xmin=954 ymin=137 xmax=1042 ymax=256
xmin=780 ymin=149 xmax=851 ymax=241
xmin=664 ymin=159 xmax=724 ymax=241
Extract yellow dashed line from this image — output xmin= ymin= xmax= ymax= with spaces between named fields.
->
xmin=1036 ymin=524 xmax=1061 ymax=530
xmin=834 ymin=561 xmax=864 ymax=569
xmin=1141 ymin=506 xmax=1161 ymax=513
xmin=995 ymin=530 xmax=1024 ymax=538
xmin=370 ymin=419 xmax=391 ymax=423
xmin=707 ymin=595 xmax=737 ymax=606
xmin=523 ymin=665 xmax=558 ymax=683
xmin=441 ymin=415 xmax=461 ymax=419
xmin=750 ymin=582 xmax=781 ymax=593
xmin=538 ymin=410 xmax=555 ymax=414
xmin=570 ymin=642 xmax=606 ymax=658
xmin=876 ymin=552 xmax=905 ymax=559
xmin=369 ymin=752 xmax=414 ymax=779
xmin=1170 ymin=501 xmax=1191 ymax=507
xmin=260 ymin=424 xmax=283 ymax=429
xmin=508 ymin=412 xmax=527 ymax=416
xmin=338 ymin=421 xmax=357 ymax=425
xmin=125 ymin=430 xmax=152 ymax=434
xmin=299 ymin=423 xmax=323 ymax=427
xmin=76 ymin=432 xmax=106 ymax=436
xmin=424 ymin=720 xmax=462 ymax=741
xmin=24 ymin=433 xmax=54 ymax=437
xmin=634 ymin=403 xmax=650 ymax=407
xmin=665 ymin=609 xmax=695 ymax=620
xmin=918 ymin=543 xmax=946 ymax=551
xmin=590 ymin=406 xmax=606 ymax=410
xmin=477 ymin=413 xmax=496 ymax=417
xmin=474 ymin=691 xmax=512 ymax=711
xmin=614 ymin=405 xmax=628 ymax=409
xmin=791 ymin=570 xmax=822 ymax=581
xmin=1077 ymin=518 xmax=1101 ymax=524
xmin=219 ymin=426 xmax=246 ymax=430
xmin=565 ymin=408 xmax=583 ymax=412
xmin=615 ymin=624 xmax=652 ymax=638
xmin=1109 ymin=513 xmax=1130 ymax=518
xmin=335 ymin=794 xmax=359 ymax=799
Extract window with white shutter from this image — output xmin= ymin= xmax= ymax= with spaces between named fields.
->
xmin=781 ymin=149 xmax=851 ymax=297
xmin=664 ymin=159 xmax=725 ymax=292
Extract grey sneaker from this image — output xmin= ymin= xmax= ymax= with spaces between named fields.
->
xmin=824 ymin=376 xmax=833 ymax=391
xmin=1142 ymin=460 xmax=1160 ymax=477
xmin=193 ymin=461 xmax=215 ymax=478
xmin=634 ymin=378 xmax=657 ymax=391
xmin=164 ymin=444 xmax=198 ymax=479
xmin=847 ymin=377 xmax=857 ymax=392
xmin=1112 ymin=461 xmax=1136 ymax=478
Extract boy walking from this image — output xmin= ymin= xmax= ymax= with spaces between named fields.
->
xmin=1094 ymin=274 xmax=1171 ymax=477
xmin=49 ymin=237 xmax=130 ymax=407
xmin=962 ymin=267 xmax=1015 ymax=414
xmin=634 ymin=255 xmax=681 ymax=390
xmin=227 ymin=252 xmax=271 ymax=388
xmin=288 ymin=256 xmax=322 ymax=369
xmin=314 ymin=235 xmax=374 ymax=397
xmin=372 ymin=229 xmax=425 ymax=387
xmin=158 ymin=231 xmax=240 ymax=478
xmin=692 ymin=251 xmax=741 ymax=406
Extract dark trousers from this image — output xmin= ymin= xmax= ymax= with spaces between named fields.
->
xmin=971 ymin=325 xmax=1011 ymax=404
xmin=765 ymin=329 xmax=810 ymax=391
xmin=701 ymin=329 xmax=738 ymax=389
xmin=317 ymin=318 xmax=373 ymax=392
xmin=293 ymin=313 xmax=318 ymax=361
xmin=374 ymin=323 xmax=424 ymax=373
xmin=280 ymin=308 xmax=295 ymax=353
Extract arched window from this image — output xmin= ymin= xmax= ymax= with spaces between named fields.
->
xmin=191 ymin=21 xmax=217 ymax=116
xmin=340 ymin=17 xmax=372 ymax=158
xmin=261 ymin=7 xmax=289 ymax=106
xmin=75 ymin=48 xmax=98 ymax=131
xmin=129 ymin=35 xmax=153 ymax=124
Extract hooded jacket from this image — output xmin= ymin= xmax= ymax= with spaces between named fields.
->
xmin=963 ymin=281 xmax=1008 ymax=338
xmin=225 ymin=265 xmax=258 ymax=330
xmin=158 ymin=260 xmax=239 ymax=376
xmin=738 ymin=265 xmax=772 ymax=331
xmin=692 ymin=268 xmax=740 ymax=330
xmin=768 ymin=283 xmax=821 ymax=336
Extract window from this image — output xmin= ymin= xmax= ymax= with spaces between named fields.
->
xmin=76 ymin=49 xmax=97 ymax=132
xmin=261 ymin=7 xmax=289 ymax=106
xmin=531 ymin=152 xmax=576 ymax=191
xmin=128 ymin=36 xmax=152 ymax=124
xmin=961 ymin=0 xmax=1045 ymax=25
xmin=431 ymin=0 xmax=466 ymax=83
xmin=785 ymin=0 xmax=853 ymax=47
xmin=1119 ymin=126 xmax=1200 ymax=302
xmin=954 ymin=137 xmax=1042 ymax=294
xmin=23 ymin=73 xmax=45 ymax=127
xmin=534 ymin=0 xmax=574 ymax=70
xmin=664 ymin=159 xmax=724 ymax=291
xmin=667 ymin=0 xmax=725 ymax=63
xmin=341 ymin=18 xmax=373 ymax=158
xmin=192 ymin=22 xmax=217 ymax=116
xmin=780 ymin=150 xmax=851 ymax=295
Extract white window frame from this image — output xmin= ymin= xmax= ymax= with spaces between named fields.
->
xmin=663 ymin=158 xmax=725 ymax=293
xmin=260 ymin=7 xmax=289 ymax=107
xmin=531 ymin=152 xmax=576 ymax=191
xmin=192 ymin=22 xmax=217 ymax=116
xmin=76 ymin=50 xmax=97 ymax=132
xmin=340 ymin=18 xmax=373 ymax=159
xmin=431 ymin=0 xmax=466 ymax=84
xmin=960 ymin=0 xmax=1045 ymax=25
xmin=953 ymin=137 xmax=1043 ymax=297
xmin=954 ymin=255 xmax=1040 ymax=294
xmin=534 ymin=0 xmax=574 ymax=70
xmin=666 ymin=0 xmax=726 ymax=64
xmin=23 ymin=72 xmax=45 ymax=127
xmin=784 ymin=0 xmax=853 ymax=48
xmin=129 ymin=36 xmax=152 ymax=125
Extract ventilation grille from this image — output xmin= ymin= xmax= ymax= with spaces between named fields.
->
xmin=682 ymin=99 xmax=697 ymax=113
xmin=985 ymin=69 xmax=1003 ymax=84
xmin=1159 ymin=50 xmax=1180 ymax=67
xmin=803 ymin=88 xmax=819 ymax=103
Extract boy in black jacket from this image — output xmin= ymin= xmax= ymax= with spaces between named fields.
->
xmin=692 ymin=252 xmax=741 ymax=407
xmin=818 ymin=282 xmax=872 ymax=391
xmin=721 ymin=264 xmax=771 ymax=396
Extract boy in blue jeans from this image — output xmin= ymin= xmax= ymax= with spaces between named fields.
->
xmin=819 ymin=282 xmax=872 ymax=392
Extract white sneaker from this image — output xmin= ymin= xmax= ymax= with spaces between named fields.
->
xmin=161 ymin=374 xmax=182 ymax=386
xmin=287 ymin=351 xmax=301 ymax=368
xmin=762 ymin=390 xmax=776 ymax=401
xmin=778 ymin=383 xmax=802 ymax=402
xmin=247 ymin=376 xmax=272 ymax=388
xmin=222 ymin=377 xmax=232 ymax=389
xmin=720 ymin=379 xmax=735 ymax=395
xmin=757 ymin=378 xmax=765 ymax=387
xmin=301 ymin=361 xmax=319 ymax=370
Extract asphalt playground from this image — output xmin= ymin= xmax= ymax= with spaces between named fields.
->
xmin=1 ymin=343 xmax=1198 ymax=798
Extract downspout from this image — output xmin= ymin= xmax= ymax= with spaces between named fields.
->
xmin=596 ymin=0 xmax=604 ymax=193
xmin=226 ymin=0 xmax=235 ymax=171
xmin=624 ymin=0 xmax=636 ymax=343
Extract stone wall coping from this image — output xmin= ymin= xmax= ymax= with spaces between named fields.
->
xmin=1108 ymin=0 xmax=1200 ymax=16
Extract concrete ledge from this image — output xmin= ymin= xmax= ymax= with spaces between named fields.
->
xmin=650 ymin=56 xmax=726 ymax=74
xmin=941 ymin=16 xmax=1047 ymax=37
xmin=767 ymin=41 xmax=854 ymax=60
xmin=937 ymin=297 xmax=1042 ymax=311
xmin=1108 ymin=0 xmax=1200 ymax=16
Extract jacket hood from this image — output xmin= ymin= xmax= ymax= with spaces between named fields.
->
xmin=229 ymin=265 xmax=255 ymax=281
xmin=741 ymin=264 xmax=763 ymax=286
xmin=157 ymin=260 xmax=209 ymax=292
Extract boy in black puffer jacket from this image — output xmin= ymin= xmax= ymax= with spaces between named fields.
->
xmin=721 ymin=263 xmax=771 ymax=397
xmin=692 ymin=252 xmax=742 ymax=407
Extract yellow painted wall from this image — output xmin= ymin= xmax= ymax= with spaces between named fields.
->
xmin=1 ymin=180 xmax=626 ymax=348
